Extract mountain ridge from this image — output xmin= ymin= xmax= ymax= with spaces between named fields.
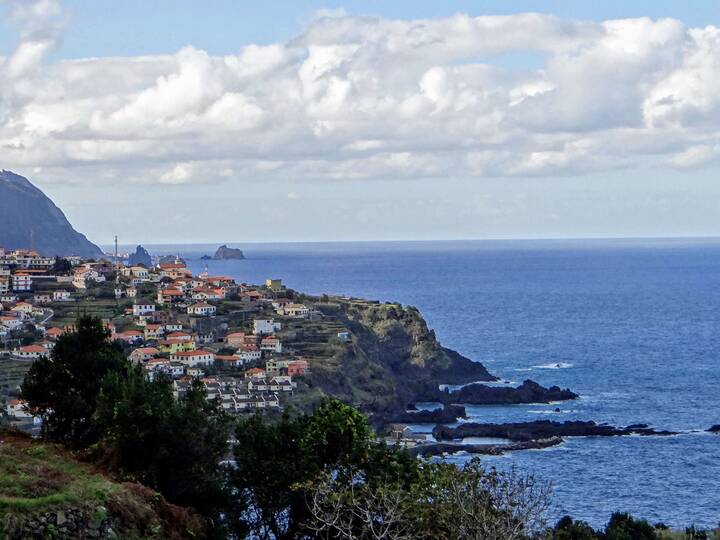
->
xmin=0 ymin=170 xmax=102 ymax=258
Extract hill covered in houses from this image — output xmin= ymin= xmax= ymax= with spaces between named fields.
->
xmin=1 ymin=249 xmax=500 ymax=427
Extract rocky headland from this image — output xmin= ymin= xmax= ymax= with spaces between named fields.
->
xmin=0 ymin=170 xmax=102 ymax=257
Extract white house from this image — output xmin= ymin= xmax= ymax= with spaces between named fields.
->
xmin=72 ymin=267 xmax=105 ymax=289
xmin=11 ymin=273 xmax=32 ymax=291
xmin=132 ymin=303 xmax=156 ymax=317
xmin=53 ymin=290 xmax=72 ymax=301
xmin=278 ymin=303 xmax=310 ymax=319
xmin=235 ymin=345 xmax=261 ymax=364
xmin=5 ymin=398 xmax=33 ymax=419
xmin=13 ymin=344 xmax=47 ymax=359
xmin=0 ymin=316 xmax=23 ymax=331
xmin=170 ymin=349 xmax=216 ymax=367
xmin=187 ymin=302 xmax=216 ymax=316
xmin=260 ymin=336 xmax=282 ymax=354
xmin=253 ymin=319 xmax=282 ymax=335
xmin=121 ymin=266 xmax=149 ymax=279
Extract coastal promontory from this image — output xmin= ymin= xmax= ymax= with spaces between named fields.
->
xmin=0 ymin=170 xmax=102 ymax=258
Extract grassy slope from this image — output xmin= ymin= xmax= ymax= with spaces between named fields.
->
xmin=0 ymin=428 xmax=205 ymax=539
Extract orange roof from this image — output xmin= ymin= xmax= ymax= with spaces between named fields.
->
xmin=133 ymin=347 xmax=160 ymax=355
xmin=245 ymin=368 xmax=265 ymax=375
xmin=161 ymin=288 xmax=184 ymax=296
xmin=20 ymin=345 xmax=46 ymax=353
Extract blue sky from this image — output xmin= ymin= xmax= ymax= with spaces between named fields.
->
xmin=2 ymin=1 xmax=719 ymax=59
xmin=2 ymin=1 xmax=720 ymax=244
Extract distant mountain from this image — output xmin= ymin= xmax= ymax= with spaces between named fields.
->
xmin=0 ymin=170 xmax=102 ymax=258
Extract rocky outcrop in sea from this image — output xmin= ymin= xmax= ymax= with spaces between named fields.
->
xmin=127 ymin=245 xmax=151 ymax=267
xmin=213 ymin=245 xmax=245 ymax=260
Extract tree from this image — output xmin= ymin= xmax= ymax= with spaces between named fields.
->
xmin=604 ymin=513 xmax=658 ymax=540
xmin=229 ymin=399 xmax=415 ymax=539
xmin=51 ymin=257 xmax=73 ymax=275
xmin=94 ymin=372 xmax=232 ymax=516
xmin=552 ymin=516 xmax=599 ymax=540
xmin=305 ymin=459 xmax=551 ymax=540
xmin=21 ymin=316 xmax=128 ymax=445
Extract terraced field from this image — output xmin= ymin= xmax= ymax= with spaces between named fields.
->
xmin=0 ymin=356 xmax=33 ymax=401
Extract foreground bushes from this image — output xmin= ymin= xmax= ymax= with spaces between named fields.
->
xmin=19 ymin=317 xmax=719 ymax=539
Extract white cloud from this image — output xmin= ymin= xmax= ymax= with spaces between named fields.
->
xmin=2 ymin=3 xmax=720 ymax=186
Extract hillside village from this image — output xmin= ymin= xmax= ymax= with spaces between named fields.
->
xmin=0 ymin=247 xmax=353 ymax=431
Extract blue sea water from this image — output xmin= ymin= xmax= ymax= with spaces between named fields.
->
xmin=124 ymin=238 xmax=720 ymax=528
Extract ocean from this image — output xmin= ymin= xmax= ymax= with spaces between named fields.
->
xmin=120 ymin=238 xmax=720 ymax=528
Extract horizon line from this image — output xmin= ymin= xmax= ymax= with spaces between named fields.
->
xmin=99 ymin=234 xmax=720 ymax=249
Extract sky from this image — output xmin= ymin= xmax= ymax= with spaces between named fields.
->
xmin=1 ymin=1 xmax=720 ymax=245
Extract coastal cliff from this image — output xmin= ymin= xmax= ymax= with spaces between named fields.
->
xmin=0 ymin=170 xmax=102 ymax=258
xmin=300 ymin=298 xmax=496 ymax=423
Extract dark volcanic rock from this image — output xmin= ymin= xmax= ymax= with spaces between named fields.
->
xmin=213 ymin=245 xmax=245 ymax=260
xmin=443 ymin=379 xmax=578 ymax=405
xmin=432 ymin=420 xmax=678 ymax=442
xmin=410 ymin=436 xmax=563 ymax=457
xmin=127 ymin=245 xmax=151 ymax=267
xmin=390 ymin=404 xmax=467 ymax=424
xmin=0 ymin=170 xmax=102 ymax=257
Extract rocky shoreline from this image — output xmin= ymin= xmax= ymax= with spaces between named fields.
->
xmin=400 ymin=420 xmax=680 ymax=458
xmin=436 ymin=379 xmax=578 ymax=405
xmin=389 ymin=404 xmax=467 ymax=424
xmin=409 ymin=436 xmax=563 ymax=457
xmin=432 ymin=420 xmax=678 ymax=443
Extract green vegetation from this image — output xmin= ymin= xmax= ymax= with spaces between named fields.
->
xmin=0 ymin=431 xmax=117 ymax=513
xmin=7 ymin=315 xmax=717 ymax=539
xmin=550 ymin=514 xmax=720 ymax=540
xmin=0 ymin=357 xmax=32 ymax=402
xmin=21 ymin=316 xmax=128 ymax=445
xmin=95 ymin=368 xmax=232 ymax=514
xmin=0 ymin=429 xmax=206 ymax=538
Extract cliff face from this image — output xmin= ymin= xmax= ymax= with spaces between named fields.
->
xmin=308 ymin=299 xmax=496 ymax=422
xmin=0 ymin=170 xmax=102 ymax=258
